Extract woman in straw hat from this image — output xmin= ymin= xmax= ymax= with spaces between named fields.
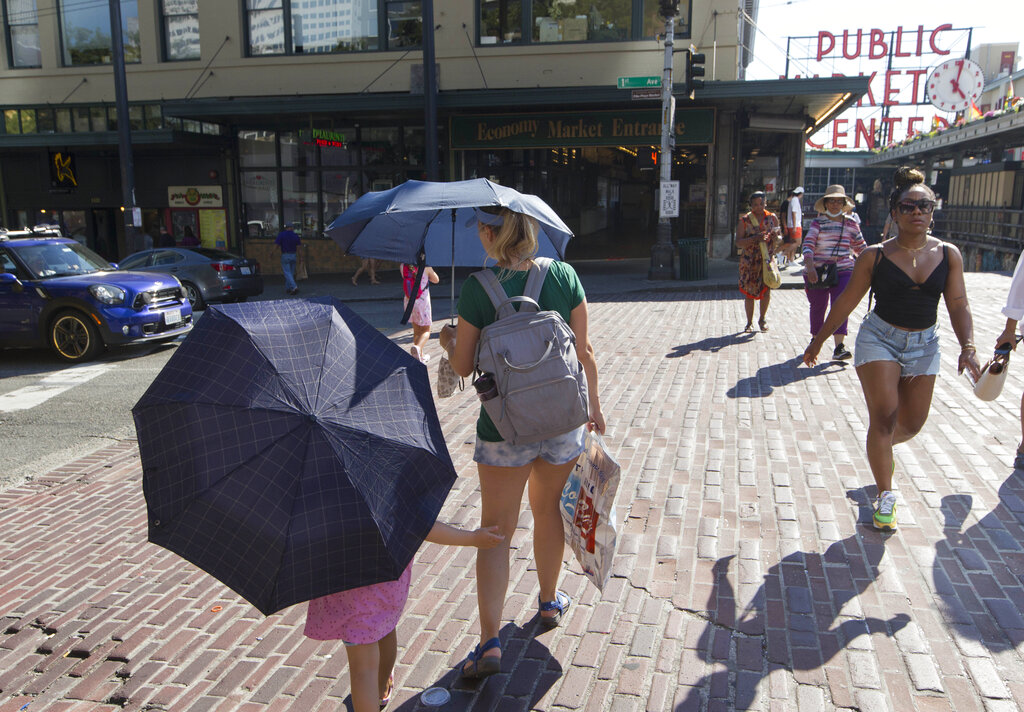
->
xmin=801 ymin=184 xmax=866 ymax=360
xmin=803 ymin=167 xmax=981 ymax=531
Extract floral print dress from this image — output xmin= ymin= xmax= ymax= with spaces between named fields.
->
xmin=737 ymin=210 xmax=780 ymax=300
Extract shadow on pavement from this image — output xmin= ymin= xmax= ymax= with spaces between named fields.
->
xmin=676 ymin=491 xmax=909 ymax=710
xmin=726 ymin=355 xmax=848 ymax=399
xmin=934 ymin=470 xmax=1024 ymax=653
xmin=385 ymin=622 xmax=561 ymax=711
xmin=666 ymin=331 xmax=757 ymax=358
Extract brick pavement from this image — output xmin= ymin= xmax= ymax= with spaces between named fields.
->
xmin=2 ymin=271 xmax=1024 ymax=710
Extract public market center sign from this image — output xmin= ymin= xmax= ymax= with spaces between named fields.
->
xmin=451 ymin=109 xmax=715 ymax=149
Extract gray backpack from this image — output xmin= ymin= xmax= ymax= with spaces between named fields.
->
xmin=472 ymin=258 xmax=590 ymax=446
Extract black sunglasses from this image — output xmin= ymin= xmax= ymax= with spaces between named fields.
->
xmin=897 ymin=200 xmax=936 ymax=215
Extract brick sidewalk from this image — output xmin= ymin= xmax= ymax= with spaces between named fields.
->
xmin=2 ymin=273 xmax=1024 ymax=711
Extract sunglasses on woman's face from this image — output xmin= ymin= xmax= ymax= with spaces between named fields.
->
xmin=897 ymin=199 xmax=936 ymax=215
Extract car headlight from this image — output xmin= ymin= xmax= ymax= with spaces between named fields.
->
xmin=89 ymin=284 xmax=127 ymax=305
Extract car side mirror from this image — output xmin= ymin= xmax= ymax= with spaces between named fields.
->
xmin=0 ymin=272 xmax=20 ymax=285
xmin=109 ymin=262 xmax=119 ymax=270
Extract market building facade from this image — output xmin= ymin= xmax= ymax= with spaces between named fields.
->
xmin=0 ymin=0 xmax=863 ymax=271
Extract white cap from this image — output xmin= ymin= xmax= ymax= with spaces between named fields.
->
xmin=793 ymin=186 xmax=804 ymax=194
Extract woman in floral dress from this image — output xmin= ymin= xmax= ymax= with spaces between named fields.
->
xmin=736 ymin=191 xmax=782 ymax=332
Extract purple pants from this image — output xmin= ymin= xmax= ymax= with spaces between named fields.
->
xmin=804 ymin=268 xmax=852 ymax=336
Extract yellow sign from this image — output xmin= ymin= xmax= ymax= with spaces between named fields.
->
xmin=198 ymin=209 xmax=227 ymax=249
xmin=168 ymin=185 xmax=223 ymax=208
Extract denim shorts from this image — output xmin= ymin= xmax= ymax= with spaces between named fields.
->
xmin=473 ymin=425 xmax=586 ymax=467
xmin=854 ymin=311 xmax=941 ymax=377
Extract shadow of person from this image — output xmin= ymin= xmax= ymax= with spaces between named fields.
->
xmin=934 ymin=476 xmax=1024 ymax=653
xmin=726 ymin=355 xmax=847 ymax=399
xmin=380 ymin=623 xmax=561 ymax=711
xmin=677 ymin=491 xmax=909 ymax=710
xmin=666 ymin=331 xmax=757 ymax=358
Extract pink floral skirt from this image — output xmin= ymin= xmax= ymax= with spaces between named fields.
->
xmin=303 ymin=563 xmax=412 ymax=645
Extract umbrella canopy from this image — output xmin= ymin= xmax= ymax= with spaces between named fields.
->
xmin=324 ymin=178 xmax=573 ymax=267
xmin=133 ymin=297 xmax=456 ymax=615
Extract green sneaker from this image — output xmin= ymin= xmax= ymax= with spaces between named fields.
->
xmin=873 ymin=491 xmax=897 ymax=531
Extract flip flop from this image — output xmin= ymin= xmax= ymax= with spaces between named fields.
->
xmin=379 ymin=673 xmax=394 ymax=709
xmin=758 ymin=319 xmax=769 ymax=332
xmin=538 ymin=590 xmax=571 ymax=629
xmin=460 ymin=637 xmax=501 ymax=679
xmin=743 ymin=324 xmax=754 ymax=333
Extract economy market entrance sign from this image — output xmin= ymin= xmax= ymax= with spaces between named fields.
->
xmin=451 ymin=109 xmax=715 ymax=150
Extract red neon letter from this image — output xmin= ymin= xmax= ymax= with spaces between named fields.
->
xmin=842 ymin=30 xmax=863 ymax=60
xmin=856 ymin=71 xmax=878 ymax=107
xmin=907 ymin=116 xmax=923 ymax=137
xmin=930 ymin=24 xmax=952 ymax=55
xmin=816 ymin=31 xmax=835 ymax=62
xmin=894 ymin=26 xmax=911 ymax=58
xmin=832 ymin=119 xmax=849 ymax=149
xmin=883 ymin=71 xmax=902 ymax=106
xmin=906 ymin=69 xmax=928 ymax=103
xmin=855 ymin=119 xmax=876 ymax=149
xmin=869 ymin=29 xmax=887 ymax=59
xmin=806 ymin=135 xmax=825 ymax=149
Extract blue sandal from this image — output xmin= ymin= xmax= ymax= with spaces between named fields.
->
xmin=460 ymin=637 xmax=501 ymax=679
xmin=538 ymin=590 xmax=571 ymax=629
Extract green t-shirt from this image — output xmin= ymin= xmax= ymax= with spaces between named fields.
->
xmin=457 ymin=261 xmax=586 ymax=442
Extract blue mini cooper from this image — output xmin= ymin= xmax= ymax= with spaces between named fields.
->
xmin=0 ymin=229 xmax=193 ymax=362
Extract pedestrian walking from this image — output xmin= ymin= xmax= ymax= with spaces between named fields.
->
xmin=158 ymin=224 xmax=175 ymax=247
xmin=352 ymin=257 xmax=380 ymax=285
xmin=802 ymin=166 xmax=982 ymax=531
xmin=782 ymin=186 xmax=804 ymax=261
xmin=275 ymin=223 xmax=301 ymax=294
xmin=438 ymin=205 xmax=605 ymax=679
xmin=304 ymin=521 xmax=502 ymax=711
xmin=402 ymin=262 xmax=439 ymax=363
xmin=736 ymin=191 xmax=781 ymax=332
xmin=992 ymin=245 xmax=1024 ymax=468
xmin=802 ymin=184 xmax=866 ymax=361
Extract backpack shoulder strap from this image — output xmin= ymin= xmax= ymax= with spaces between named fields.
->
xmin=472 ymin=269 xmax=509 ymax=313
xmin=523 ymin=257 xmax=553 ymax=303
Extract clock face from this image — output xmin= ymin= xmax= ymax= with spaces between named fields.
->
xmin=927 ymin=58 xmax=985 ymax=113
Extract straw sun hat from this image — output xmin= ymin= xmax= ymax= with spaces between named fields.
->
xmin=813 ymin=184 xmax=855 ymax=214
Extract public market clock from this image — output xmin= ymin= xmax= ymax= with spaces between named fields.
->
xmin=927 ymin=58 xmax=985 ymax=112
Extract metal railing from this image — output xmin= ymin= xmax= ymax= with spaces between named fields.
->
xmin=934 ymin=206 xmax=1024 ymax=271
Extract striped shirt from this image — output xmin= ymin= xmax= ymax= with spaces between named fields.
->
xmin=802 ymin=215 xmax=866 ymax=272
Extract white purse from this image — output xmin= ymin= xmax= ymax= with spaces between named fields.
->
xmin=972 ymin=337 xmax=1021 ymax=401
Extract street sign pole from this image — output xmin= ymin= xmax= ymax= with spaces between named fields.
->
xmin=649 ymin=12 xmax=676 ymax=280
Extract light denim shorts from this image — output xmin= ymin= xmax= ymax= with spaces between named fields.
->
xmin=854 ymin=310 xmax=941 ymax=377
xmin=473 ymin=425 xmax=586 ymax=468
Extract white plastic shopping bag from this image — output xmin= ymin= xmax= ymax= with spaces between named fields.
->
xmin=560 ymin=431 xmax=621 ymax=591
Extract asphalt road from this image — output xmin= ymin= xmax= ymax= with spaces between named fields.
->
xmin=0 ymin=297 xmax=414 ymax=490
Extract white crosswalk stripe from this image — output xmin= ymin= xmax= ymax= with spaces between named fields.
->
xmin=0 ymin=363 xmax=115 ymax=412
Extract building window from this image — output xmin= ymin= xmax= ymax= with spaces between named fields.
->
xmin=60 ymin=0 xmax=140 ymax=66
xmin=479 ymin=0 xmax=689 ymax=45
xmin=161 ymin=0 xmax=200 ymax=61
xmin=246 ymin=0 xmax=421 ymax=55
xmin=4 ymin=0 xmax=41 ymax=67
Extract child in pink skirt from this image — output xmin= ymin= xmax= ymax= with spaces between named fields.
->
xmin=304 ymin=521 xmax=502 ymax=711
xmin=402 ymin=264 xmax=439 ymax=363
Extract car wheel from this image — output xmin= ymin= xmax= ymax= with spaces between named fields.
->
xmin=183 ymin=282 xmax=205 ymax=311
xmin=50 ymin=310 xmax=103 ymax=363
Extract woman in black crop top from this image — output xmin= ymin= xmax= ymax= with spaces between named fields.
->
xmin=802 ymin=167 xmax=982 ymax=532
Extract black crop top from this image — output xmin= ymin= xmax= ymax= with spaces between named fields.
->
xmin=871 ymin=245 xmax=948 ymax=329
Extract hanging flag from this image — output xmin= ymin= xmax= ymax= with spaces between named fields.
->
xmin=1008 ymin=77 xmax=1016 ymax=102
xmin=967 ymin=101 xmax=983 ymax=121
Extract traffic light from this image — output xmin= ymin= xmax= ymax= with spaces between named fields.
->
xmin=685 ymin=49 xmax=706 ymax=97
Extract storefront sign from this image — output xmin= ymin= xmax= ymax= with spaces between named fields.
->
xmin=49 ymin=151 xmax=78 ymax=191
xmin=301 ymin=129 xmax=347 ymax=148
xmin=451 ymin=109 xmax=715 ymax=149
xmin=168 ymin=185 xmax=223 ymax=208
xmin=785 ymin=24 xmax=971 ymax=150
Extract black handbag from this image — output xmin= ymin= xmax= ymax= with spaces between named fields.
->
xmin=806 ymin=217 xmax=844 ymax=290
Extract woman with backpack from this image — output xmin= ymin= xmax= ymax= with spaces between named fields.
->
xmin=438 ymin=205 xmax=605 ymax=679
xmin=401 ymin=263 xmax=439 ymax=363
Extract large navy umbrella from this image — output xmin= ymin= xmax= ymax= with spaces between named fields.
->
xmin=133 ymin=297 xmax=455 ymax=616
xmin=325 ymin=178 xmax=573 ymax=320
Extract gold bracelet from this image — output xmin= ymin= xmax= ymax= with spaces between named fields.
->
xmin=960 ymin=343 xmax=976 ymax=353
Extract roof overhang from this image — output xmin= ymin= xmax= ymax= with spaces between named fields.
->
xmin=0 ymin=129 xmax=228 ymax=151
xmin=865 ymin=110 xmax=1024 ymax=166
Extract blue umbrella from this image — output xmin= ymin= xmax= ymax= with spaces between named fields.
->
xmin=325 ymin=178 xmax=573 ymax=267
xmin=132 ymin=297 xmax=455 ymax=616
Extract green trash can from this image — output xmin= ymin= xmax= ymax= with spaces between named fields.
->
xmin=677 ymin=239 xmax=708 ymax=281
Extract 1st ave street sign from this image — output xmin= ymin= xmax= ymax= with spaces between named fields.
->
xmin=617 ymin=76 xmax=661 ymax=89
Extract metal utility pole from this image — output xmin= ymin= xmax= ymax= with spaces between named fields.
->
xmin=648 ymin=5 xmax=676 ymax=280
xmin=108 ymin=0 xmax=140 ymax=255
xmin=422 ymin=0 xmax=439 ymax=180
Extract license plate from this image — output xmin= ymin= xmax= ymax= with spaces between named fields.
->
xmin=164 ymin=308 xmax=181 ymax=325
xmin=240 ymin=266 xmax=252 ymax=275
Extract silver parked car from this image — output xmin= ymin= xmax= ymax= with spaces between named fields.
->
xmin=118 ymin=247 xmax=263 ymax=310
